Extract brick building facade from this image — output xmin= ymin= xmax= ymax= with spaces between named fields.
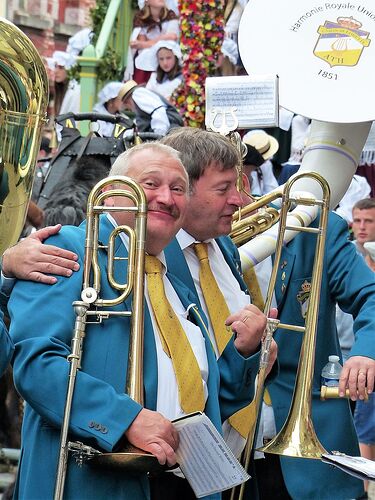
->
xmin=5 ymin=0 xmax=95 ymax=58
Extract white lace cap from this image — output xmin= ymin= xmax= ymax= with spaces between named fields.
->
xmin=97 ymin=82 xmax=124 ymax=104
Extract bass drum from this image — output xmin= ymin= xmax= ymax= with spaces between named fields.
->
xmin=237 ymin=0 xmax=375 ymax=265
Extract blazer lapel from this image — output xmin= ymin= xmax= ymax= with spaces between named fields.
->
xmin=216 ymin=236 xmax=248 ymax=293
xmin=164 ymin=238 xmax=201 ymax=307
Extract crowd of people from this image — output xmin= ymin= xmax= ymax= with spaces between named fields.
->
xmin=0 ymin=1 xmax=374 ymax=499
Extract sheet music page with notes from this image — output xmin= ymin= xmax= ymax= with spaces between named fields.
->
xmin=172 ymin=412 xmax=249 ymax=498
xmin=322 ymin=453 xmax=375 ymax=481
xmin=205 ymin=75 xmax=279 ymax=130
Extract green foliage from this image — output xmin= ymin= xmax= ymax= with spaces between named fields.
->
xmin=90 ymin=0 xmax=110 ymax=41
xmin=67 ymin=65 xmax=81 ymax=82
xmin=88 ymin=0 xmax=124 ymax=83
xmin=97 ymin=47 xmax=123 ymax=82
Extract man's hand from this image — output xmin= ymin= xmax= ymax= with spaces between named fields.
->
xmin=125 ymin=408 xmax=179 ymax=466
xmin=225 ymin=305 xmax=278 ymax=357
xmin=339 ymin=355 xmax=375 ymax=400
xmin=2 ymin=225 xmax=80 ymax=284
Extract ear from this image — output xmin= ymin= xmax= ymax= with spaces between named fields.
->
xmin=242 ymin=172 xmax=251 ymax=192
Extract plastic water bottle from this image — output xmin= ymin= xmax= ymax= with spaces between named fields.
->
xmin=321 ymin=355 xmax=342 ymax=387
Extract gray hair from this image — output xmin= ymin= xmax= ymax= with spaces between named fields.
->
xmin=109 ymin=142 xmax=186 ymax=180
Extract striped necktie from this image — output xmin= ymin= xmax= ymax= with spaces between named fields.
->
xmin=145 ymin=255 xmax=205 ymax=413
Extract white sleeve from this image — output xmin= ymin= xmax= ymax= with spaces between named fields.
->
xmin=260 ymin=161 xmax=279 ymax=194
xmin=132 ymin=88 xmax=170 ymax=136
xmin=124 ymin=27 xmax=142 ymax=80
xmin=164 ymin=18 xmax=179 ymax=37
xmin=146 ymin=73 xmax=158 ymax=93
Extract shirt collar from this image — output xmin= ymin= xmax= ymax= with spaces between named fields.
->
xmin=106 ymin=213 xmax=167 ymax=272
xmin=176 ymin=228 xmax=215 ymax=250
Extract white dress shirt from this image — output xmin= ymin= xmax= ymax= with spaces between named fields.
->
xmin=132 ymin=87 xmax=170 ymax=136
xmin=176 ymin=229 xmax=250 ymax=456
xmin=109 ymin=216 xmax=209 ymax=422
xmin=92 ymin=102 xmax=115 ymax=138
xmin=146 ymin=73 xmax=183 ymax=100
xmin=176 ymin=229 xmax=250 ymax=357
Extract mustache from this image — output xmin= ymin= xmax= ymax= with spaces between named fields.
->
xmin=148 ymin=203 xmax=180 ymax=219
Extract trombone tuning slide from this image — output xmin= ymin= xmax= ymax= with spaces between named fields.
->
xmin=320 ymin=386 xmax=369 ymax=401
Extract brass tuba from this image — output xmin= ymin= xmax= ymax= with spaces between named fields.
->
xmin=0 ymin=17 xmax=49 ymax=254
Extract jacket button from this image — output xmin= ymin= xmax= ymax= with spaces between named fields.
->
xmin=88 ymin=421 xmax=95 ymax=428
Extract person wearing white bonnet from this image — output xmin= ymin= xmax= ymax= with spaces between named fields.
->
xmin=139 ymin=40 xmax=183 ymax=100
xmin=216 ymin=37 xmax=239 ymax=76
xmin=243 ymin=129 xmax=279 ymax=195
xmin=138 ymin=0 xmax=179 ymax=14
xmin=67 ymin=27 xmax=94 ymax=57
xmin=92 ymin=81 xmax=129 ymax=137
xmin=50 ymin=51 xmax=81 ymax=141
xmin=125 ymin=0 xmax=179 ymax=84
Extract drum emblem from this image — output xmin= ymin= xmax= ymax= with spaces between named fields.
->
xmin=313 ymin=16 xmax=371 ymax=68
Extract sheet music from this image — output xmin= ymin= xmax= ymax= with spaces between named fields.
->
xmin=205 ymin=75 xmax=279 ymax=130
xmin=173 ymin=412 xmax=250 ymax=498
xmin=322 ymin=453 xmax=375 ymax=481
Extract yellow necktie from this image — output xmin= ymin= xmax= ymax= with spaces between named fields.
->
xmin=194 ymin=242 xmax=254 ymax=437
xmin=193 ymin=243 xmax=233 ymax=354
xmin=145 ymin=255 xmax=205 ymax=413
xmin=242 ymin=266 xmax=272 ymax=406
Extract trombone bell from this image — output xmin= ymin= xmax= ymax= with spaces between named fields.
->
xmin=90 ymin=448 xmax=168 ymax=472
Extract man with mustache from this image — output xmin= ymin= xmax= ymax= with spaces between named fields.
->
xmin=7 ymin=142 xmax=267 ymax=500
xmin=2 ymin=128 xmax=277 ymax=456
xmin=160 ymin=127 xmax=277 ymax=461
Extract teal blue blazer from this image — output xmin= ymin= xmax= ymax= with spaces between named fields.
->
xmin=269 ymin=212 xmax=375 ymax=499
xmin=0 ymin=310 xmax=13 ymax=375
xmin=9 ymin=217 xmax=259 ymax=500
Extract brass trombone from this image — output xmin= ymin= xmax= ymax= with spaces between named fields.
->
xmin=231 ymin=198 xmax=280 ymax=246
xmin=233 ymin=171 xmax=330 ymax=500
xmin=54 ymin=176 xmax=158 ymax=500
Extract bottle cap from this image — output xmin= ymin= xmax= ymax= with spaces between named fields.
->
xmin=328 ymin=355 xmax=340 ymax=363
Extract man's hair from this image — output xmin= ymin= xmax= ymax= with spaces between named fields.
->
xmin=109 ymin=141 xmax=188 ymax=186
xmin=160 ymin=127 xmax=240 ymax=184
xmin=352 ymin=198 xmax=375 ymax=211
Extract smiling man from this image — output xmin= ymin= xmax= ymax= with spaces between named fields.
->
xmin=8 ymin=142 xmax=267 ymax=500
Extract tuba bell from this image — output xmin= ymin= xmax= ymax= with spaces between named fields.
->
xmin=0 ymin=17 xmax=49 ymax=254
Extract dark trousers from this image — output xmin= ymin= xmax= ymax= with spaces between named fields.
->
xmin=254 ymin=454 xmax=292 ymax=500
xmin=149 ymin=472 xmax=196 ymax=500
